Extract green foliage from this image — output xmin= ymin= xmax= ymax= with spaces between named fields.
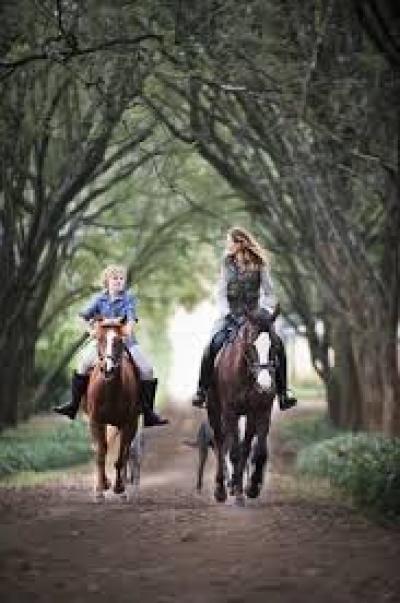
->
xmin=297 ymin=433 xmax=400 ymax=520
xmin=0 ymin=418 xmax=91 ymax=479
xmin=35 ymin=145 xmax=240 ymax=403
xmin=280 ymin=413 xmax=341 ymax=449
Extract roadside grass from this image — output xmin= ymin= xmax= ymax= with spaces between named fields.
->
xmin=0 ymin=414 xmax=92 ymax=484
xmin=279 ymin=410 xmax=400 ymax=522
xmin=297 ymin=432 xmax=400 ymax=521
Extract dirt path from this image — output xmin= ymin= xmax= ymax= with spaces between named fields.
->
xmin=0 ymin=405 xmax=399 ymax=603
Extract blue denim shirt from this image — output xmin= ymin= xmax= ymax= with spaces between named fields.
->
xmin=80 ymin=290 xmax=137 ymax=323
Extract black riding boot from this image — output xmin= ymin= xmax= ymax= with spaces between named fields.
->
xmin=274 ymin=342 xmax=297 ymax=411
xmin=192 ymin=343 xmax=215 ymax=408
xmin=141 ymin=378 xmax=169 ymax=427
xmin=192 ymin=326 xmax=228 ymax=408
xmin=53 ymin=372 xmax=89 ymax=420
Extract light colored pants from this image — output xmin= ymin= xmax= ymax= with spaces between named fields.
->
xmin=76 ymin=339 xmax=154 ymax=380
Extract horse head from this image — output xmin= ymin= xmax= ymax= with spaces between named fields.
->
xmin=95 ymin=318 xmax=125 ymax=378
xmin=242 ymin=305 xmax=280 ymax=396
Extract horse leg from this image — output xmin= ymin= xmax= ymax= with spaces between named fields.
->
xmin=197 ymin=444 xmax=209 ymax=492
xmin=234 ymin=421 xmax=255 ymax=505
xmin=229 ymin=425 xmax=240 ymax=496
xmin=212 ymin=420 xmax=227 ymax=502
xmin=90 ymin=421 xmax=109 ymax=499
xmin=214 ymin=415 xmax=236 ymax=503
xmin=128 ymin=429 xmax=142 ymax=487
xmin=213 ymin=414 xmax=236 ymax=504
xmin=246 ymin=417 xmax=270 ymax=499
xmin=114 ymin=420 xmax=137 ymax=494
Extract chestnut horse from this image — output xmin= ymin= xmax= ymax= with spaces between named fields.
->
xmin=207 ymin=307 xmax=279 ymax=505
xmin=84 ymin=318 xmax=140 ymax=500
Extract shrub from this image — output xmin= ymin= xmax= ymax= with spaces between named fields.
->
xmin=0 ymin=419 xmax=92 ymax=478
xmin=297 ymin=433 xmax=400 ymax=519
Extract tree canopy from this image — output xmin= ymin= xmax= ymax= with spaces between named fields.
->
xmin=0 ymin=0 xmax=399 ymax=434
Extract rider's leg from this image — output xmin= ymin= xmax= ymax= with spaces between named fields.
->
xmin=270 ymin=333 xmax=297 ymax=410
xmin=192 ymin=326 xmax=229 ymax=408
xmin=127 ymin=344 xmax=169 ymax=427
xmin=53 ymin=340 xmax=96 ymax=419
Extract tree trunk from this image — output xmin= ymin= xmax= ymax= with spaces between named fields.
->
xmin=328 ymin=322 xmax=363 ymax=431
xmin=351 ymin=323 xmax=400 ymax=436
xmin=0 ymin=331 xmax=27 ymax=428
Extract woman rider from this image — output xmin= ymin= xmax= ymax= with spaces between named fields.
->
xmin=192 ymin=227 xmax=297 ymax=411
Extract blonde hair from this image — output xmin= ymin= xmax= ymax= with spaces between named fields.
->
xmin=225 ymin=226 xmax=269 ymax=268
xmin=101 ymin=264 xmax=127 ymax=290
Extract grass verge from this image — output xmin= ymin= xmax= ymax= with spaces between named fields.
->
xmin=279 ymin=411 xmax=400 ymax=521
xmin=0 ymin=415 xmax=92 ymax=482
xmin=297 ymin=432 xmax=400 ymax=521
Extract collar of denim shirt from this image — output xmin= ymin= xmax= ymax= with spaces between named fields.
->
xmin=100 ymin=290 xmax=127 ymax=301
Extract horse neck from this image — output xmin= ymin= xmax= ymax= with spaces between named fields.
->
xmin=230 ymin=325 xmax=252 ymax=375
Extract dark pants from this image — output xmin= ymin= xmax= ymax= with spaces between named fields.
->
xmin=197 ymin=314 xmax=288 ymax=395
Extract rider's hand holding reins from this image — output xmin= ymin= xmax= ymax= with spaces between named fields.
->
xmin=82 ymin=317 xmax=97 ymax=338
xmin=121 ymin=320 xmax=134 ymax=338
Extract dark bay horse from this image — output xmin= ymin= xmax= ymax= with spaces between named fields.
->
xmin=207 ymin=307 xmax=279 ymax=505
xmin=84 ymin=318 xmax=140 ymax=500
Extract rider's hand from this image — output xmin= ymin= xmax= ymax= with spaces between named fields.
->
xmin=87 ymin=326 xmax=97 ymax=338
xmin=121 ymin=321 xmax=134 ymax=338
xmin=85 ymin=319 xmax=97 ymax=338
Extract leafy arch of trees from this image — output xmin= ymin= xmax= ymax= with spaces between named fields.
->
xmin=0 ymin=0 xmax=399 ymax=435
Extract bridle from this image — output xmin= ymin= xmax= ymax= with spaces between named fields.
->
xmin=97 ymin=328 xmax=124 ymax=377
xmin=245 ymin=342 xmax=276 ymax=379
xmin=242 ymin=319 xmax=277 ymax=393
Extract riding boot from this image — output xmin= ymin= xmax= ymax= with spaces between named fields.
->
xmin=275 ymin=341 xmax=297 ymax=411
xmin=193 ymin=325 xmax=230 ymax=408
xmin=53 ymin=372 xmax=89 ymax=420
xmin=192 ymin=343 xmax=215 ymax=408
xmin=141 ymin=378 xmax=169 ymax=427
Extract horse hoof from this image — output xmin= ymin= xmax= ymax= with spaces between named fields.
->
xmin=246 ymin=484 xmax=261 ymax=499
xmin=103 ymin=478 xmax=111 ymax=491
xmin=113 ymin=483 xmax=125 ymax=495
xmin=214 ymin=487 xmax=227 ymax=503
xmin=235 ymin=493 xmax=245 ymax=507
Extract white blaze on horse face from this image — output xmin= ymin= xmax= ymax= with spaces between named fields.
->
xmin=105 ymin=329 xmax=116 ymax=372
xmin=254 ymin=332 xmax=272 ymax=391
